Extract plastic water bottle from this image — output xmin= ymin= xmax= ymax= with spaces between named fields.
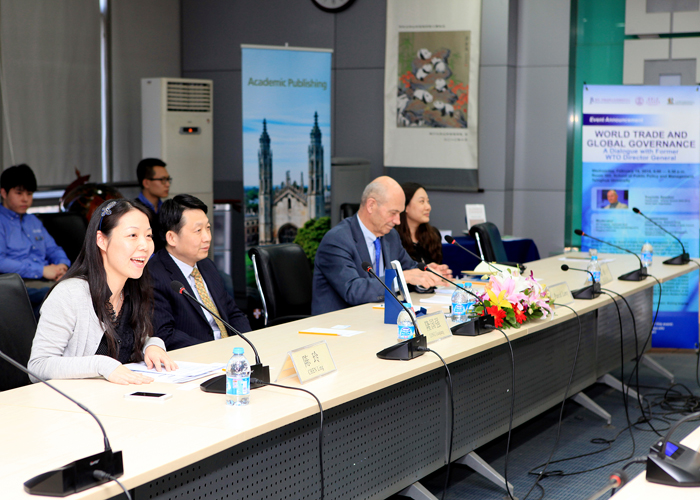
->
xmin=586 ymin=255 xmax=601 ymax=283
xmin=451 ymin=287 xmax=469 ymax=324
xmin=226 ymin=347 xmax=251 ymax=406
xmin=463 ymin=283 xmax=476 ymax=316
xmin=641 ymin=241 xmax=653 ymax=267
xmin=397 ymin=307 xmax=415 ymax=341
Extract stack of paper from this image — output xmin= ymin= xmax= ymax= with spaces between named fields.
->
xmin=124 ymin=361 xmax=226 ymax=384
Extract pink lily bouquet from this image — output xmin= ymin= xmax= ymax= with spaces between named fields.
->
xmin=472 ymin=269 xmax=553 ymax=329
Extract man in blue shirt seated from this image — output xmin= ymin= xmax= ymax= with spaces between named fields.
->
xmin=135 ymin=158 xmax=171 ymax=252
xmin=0 ymin=164 xmax=71 ymax=312
xmin=312 ymin=176 xmax=449 ymax=315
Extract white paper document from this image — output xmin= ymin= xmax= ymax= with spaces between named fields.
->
xmin=124 ymin=361 xmax=225 ymax=384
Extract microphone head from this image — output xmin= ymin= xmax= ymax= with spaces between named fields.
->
xmin=444 ymin=235 xmax=454 ymax=244
xmin=632 ymin=207 xmax=640 ymax=213
xmin=170 ymin=280 xmax=185 ymax=294
xmin=361 ymin=261 xmax=373 ymax=273
xmin=574 ymin=229 xmax=584 ymax=236
xmin=610 ymin=469 xmax=629 ymax=487
xmin=561 ymin=264 xmax=569 ymax=271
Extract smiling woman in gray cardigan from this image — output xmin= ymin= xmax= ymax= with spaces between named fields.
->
xmin=28 ymin=199 xmax=177 ymax=384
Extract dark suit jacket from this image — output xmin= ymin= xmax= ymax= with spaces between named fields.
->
xmin=312 ymin=214 xmax=417 ymax=315
xmin=148 ymin=249 xmax=251 ymax=350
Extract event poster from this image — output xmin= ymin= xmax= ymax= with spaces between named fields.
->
xmin=581 ymin=85 xmax=700 ymax=349
xmin=384 ymin=0 xmax=481 ymax=169
xmin=241 ymin=45 xmax=332 ymax=246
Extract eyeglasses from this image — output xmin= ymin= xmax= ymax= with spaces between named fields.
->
xmin=149 ymin=176 xmax=173 ymax=184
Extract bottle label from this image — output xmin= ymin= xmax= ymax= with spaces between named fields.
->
xmin=642 ymin=252 xmax=652 ymax=264
xmin=452 ymin=302 xmax=467 ymax=315
xmin=226 ymin=375 xmax=250 ymax=396
xmin=593 ymin=271 xmax=601 ymax=282
xmin=398 ymin=324 xmax=415 ymax=340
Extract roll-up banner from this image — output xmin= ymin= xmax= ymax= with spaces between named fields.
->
xmin=581 ymin=85 xmax=700 ymax=349
xmin=241 ymin=45 xmax=332 ymax=246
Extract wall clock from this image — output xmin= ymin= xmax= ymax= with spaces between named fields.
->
xmin=311 ymin=0 xmax=355 ymax=13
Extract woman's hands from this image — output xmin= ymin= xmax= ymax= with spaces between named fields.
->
xmin=107 ymin=365 xmax=154 ymax=385
xmin=106 ymin=347 xmax=179 ymax=384
xmin=144 ymin=346 xmax=179 ymax=372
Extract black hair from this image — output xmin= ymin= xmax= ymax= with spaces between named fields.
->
xmin=136 ymin=158 xmax=167 ymax=190
xmin=54 ymin=199 xmax=154 ymax=361
xmin=1 ymin=164 xmax=38 ymax=192
xmin=159 ymin=194 xmax=208 ymax=242
xmin=396 ymin=182 xmax=442 ymax=264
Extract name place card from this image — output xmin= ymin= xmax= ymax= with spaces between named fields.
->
xmin=548 ymin=281 xmax=574 ymax=306
xmin=600 ymin=263 xmax=613 ymax=285
xmin=276 ymin=341 xmax=337 ymax=385
xmin=416 ymin=312 xmax=453 ymax=344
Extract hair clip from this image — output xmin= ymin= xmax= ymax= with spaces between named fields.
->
xmin=98 ymin=201 xmax=118 ymax=231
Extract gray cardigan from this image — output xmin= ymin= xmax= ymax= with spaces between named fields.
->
xmin=28 ymin=278 xmax=166 ymax=382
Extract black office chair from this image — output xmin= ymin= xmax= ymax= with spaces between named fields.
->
xmin=469 ymin=222 xmax=524 ymax=270
xmin=35 ymin=212 xmax=88 ymax=264
xmin=339 ymin=203 xmax=359 ymax=220
xmin=0 ymin=274 xmax=38 ymax=391
xmin=248 ymin=244 xmax=313 ymax=327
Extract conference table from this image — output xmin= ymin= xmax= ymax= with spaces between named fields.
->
xmin=0 ymin=254 xmax=697 ymax=500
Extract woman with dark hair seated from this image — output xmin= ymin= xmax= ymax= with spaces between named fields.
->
xmin=28 ymin=199 xmax=177 ymax=384
xmin=397 ymin=182 xmax=452 ymax=279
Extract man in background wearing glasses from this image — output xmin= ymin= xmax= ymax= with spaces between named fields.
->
xmin=135 ymin=158 xmax=171 ymax=251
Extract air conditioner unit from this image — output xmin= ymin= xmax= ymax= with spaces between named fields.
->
xmin=141 ymin=78 xmax=214 ymax=212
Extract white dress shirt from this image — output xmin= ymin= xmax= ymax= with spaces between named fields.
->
xmin=357 ymin=215 xmax=384 ymax=277
xmin=168 ymin=252 xmax=222 ymax=340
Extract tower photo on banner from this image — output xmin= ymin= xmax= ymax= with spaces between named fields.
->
xmin=581 ymin=85 xmax=700 ymax=349
xmin=384 ymin=0 xmax=481 ymax=189
xmin=241 ymin=45 xmax=332 ymax=250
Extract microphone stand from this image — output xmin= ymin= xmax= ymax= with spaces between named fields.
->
xmin=444 ymin=235 xmax=502 ymax=273
xmin=560 ymin=264 xmax=601 ymax=299
xmin=647 ymin=410 xmax=700 ymax=486
xmin=445 ymin=235 xmax=525 ymax=273
xmin=575 ymin=229 xmax=648 ymax=281
xmin=171 ymin=281 xmax=271 ymax=391
xmin=632 ymin=208 xmax=690 ymax=265
xmin=362 ymin=263 xmax=427 ymax=361
xmin=422 ymin=266 xmax=495 ymax=336
xmin=0 ymin=349 xmax=124 ymax=496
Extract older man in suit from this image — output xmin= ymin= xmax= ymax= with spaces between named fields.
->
xmin=312 ymin=176 xmax=448 ymax=315
xmin=148 ymin=194 xmax=251 ymax=350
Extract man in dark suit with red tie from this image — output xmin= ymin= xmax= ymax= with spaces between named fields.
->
xmin=148 ymin=194 xmax=251 ymax=350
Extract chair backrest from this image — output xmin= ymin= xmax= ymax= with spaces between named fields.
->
xmin=339 ymin=203 xmax=359 ymax=220
xmin=248 ymin=244 xmax=312 ymax=325
xmin=35 ymin=212 xmax=88 ymax=264
xmin=0 ymin=274 xmax=37 ymax=391
xmin=469 ymin=222 xmax=509 ymax=263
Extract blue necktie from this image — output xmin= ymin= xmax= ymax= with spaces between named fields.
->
xmin=373 ymin=238 xmax=382 ymax=275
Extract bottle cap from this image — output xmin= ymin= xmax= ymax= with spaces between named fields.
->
xmin=465 ymin=282 xmax=472 ymax=288
xmin=592 ymin=255 xmax=598 ymax=260
xmin=233 ymin=347 xmax=244 ymax=355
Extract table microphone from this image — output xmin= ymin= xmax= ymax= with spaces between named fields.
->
xmin=421 ymin=265 xmax=495 ymax=336
xmin=0 ymin=349 xmax=124 ymax=496
xmin=560 ymin=264 xmax=601 ymax=299
xmin=632 ymin=207 xmax=690 ymax=265
xmin=574 ymin=229 xmax=647 ymax=281
xmin=443 ymin=235 xmax=503 ymax=274
xmin=361 ymin=262 xmax=427 ymax=360
xmin=647 ymin=410 xmax=700 ymax=486
xmin=170 ymin=280 xmax=271 ymax=391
